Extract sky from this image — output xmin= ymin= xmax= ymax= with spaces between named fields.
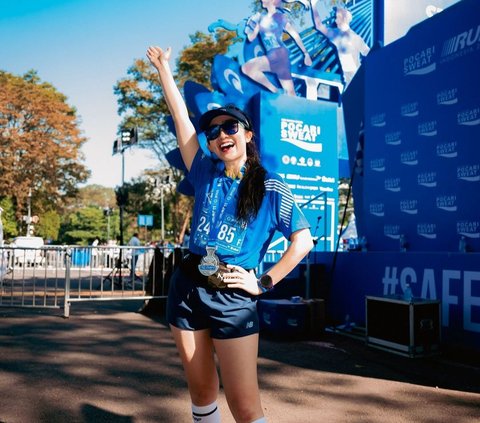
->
xmin=1 ymin=0 xmax=459 ymax=188
xmin=0 ymin=0 xmax=255 ymax=188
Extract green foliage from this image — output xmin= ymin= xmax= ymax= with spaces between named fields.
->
xmin=52 ymin=185 xmax=118 ymax=244
xmin=0 ymin=197 xmax=18 ymax=240
xmin=59 ymin=206 xmax=107 ymax=245
xmin=35 ymin=210 xmax=61 ymax=242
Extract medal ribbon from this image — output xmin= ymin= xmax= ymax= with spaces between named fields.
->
xmin=206 ymin=171 xmax=243 ymax=249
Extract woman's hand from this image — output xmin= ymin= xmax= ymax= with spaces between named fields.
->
xmin=146 ymin=46 xmax=171 ymax=70
xmin=223 ymin=265 xmax=262 ymax=295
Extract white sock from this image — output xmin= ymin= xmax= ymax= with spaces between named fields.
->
xmin=191 ymin=401 xmax=221 ymax=423
xmin=250 ymin=418 xmax=267 ymax=423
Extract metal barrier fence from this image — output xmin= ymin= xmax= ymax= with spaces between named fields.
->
xmin=0 ymin=245 xmax=182 ymax=317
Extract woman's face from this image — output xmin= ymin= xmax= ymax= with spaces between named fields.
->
xmin=206 ymin=115 xmax=252 ymax=165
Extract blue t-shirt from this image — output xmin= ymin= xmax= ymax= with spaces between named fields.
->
xmin=258 ymin=12 xmax=288 ymax=52
xmin=187 ymin=150 xmax=310 ymax=269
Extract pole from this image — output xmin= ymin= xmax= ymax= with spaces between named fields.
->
xmin=120 ymin=151 xmax=125 ymax=246
xmin=64 ymin=246 xmax=72 ymax=318
xmin=26 ymin=188 xmax=32 ymax=236
xmin=161 ymin=185 xmax=165 ymax=240
xmin=118 ymin=150 xmax=125 ymax=287
xmin=107 ymin=211 xmax=111 ymax=242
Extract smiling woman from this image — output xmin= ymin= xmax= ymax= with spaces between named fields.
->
xmin=146 ymin=45 xmax=313 ymax=422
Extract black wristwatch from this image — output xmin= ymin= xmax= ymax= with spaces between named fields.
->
xmin=257 ymin=274 xmax=274 ymax=294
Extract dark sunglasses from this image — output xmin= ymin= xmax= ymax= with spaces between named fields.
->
xmin=205 ymin=119 xmax=242 ymax=141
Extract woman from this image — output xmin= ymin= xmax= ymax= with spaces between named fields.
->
xmin=241 ymin=0 xmax=312 ymax=96
xmin=309 ymin=0 xmax=370 ymax=86
xmin=146 ymin=45 xmax=313 ymax=423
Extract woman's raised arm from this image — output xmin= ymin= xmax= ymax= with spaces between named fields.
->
xmin=146 ymin=46 xmax=199 ymax=171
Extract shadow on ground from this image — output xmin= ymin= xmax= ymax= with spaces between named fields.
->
xmin=1 ymin=301 xmax=479 ymax=422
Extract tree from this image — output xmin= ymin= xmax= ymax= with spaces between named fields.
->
xmin=0 ymin=70 xmax=90 ymax=223
xmin=59 ymin=206 xmax=110 ymax=245
xmin=57 ymin=185 xmax=119 ymax=244
xmin=35 ymin=210 xmax=61 ymax=242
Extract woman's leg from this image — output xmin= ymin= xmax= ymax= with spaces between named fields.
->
xmin=241 ymin=56 xmax=279 ymax=93
xmin=170 ymin=325 xmax=219 ymax=406
xmin=214 ymin=334 xmax=264 ymax=423
xmin=278 ymin=78 xmax=296 ymax=96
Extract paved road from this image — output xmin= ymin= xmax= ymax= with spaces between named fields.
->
xmin=1 ymin=301 xmax=479 ymax=422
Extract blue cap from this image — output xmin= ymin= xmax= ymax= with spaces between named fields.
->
xmin=199 ymin=104 xmax=252 ymax=131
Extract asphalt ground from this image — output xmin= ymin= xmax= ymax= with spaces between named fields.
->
xmin=1 ymin=300 xmax=479 ymax=423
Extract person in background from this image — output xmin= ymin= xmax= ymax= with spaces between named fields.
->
xmin=128 ymin=232 xmax=141 ymax=281
xmin=91 ymin=238 xmax=100 ymax=267
xmin=147 ymin=45 xmax=313 ymax=423
xmin=309 ymin=0 xmax=370 ymax=86
xmin=242 ymin=0 xmax=313 ymax=96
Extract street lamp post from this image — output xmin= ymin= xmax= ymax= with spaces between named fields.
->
xmin=161 ymin=184 xmax=166 ymax=240
xmin=112 ymin=126 xmax=137 ymax=286
xmin=103 ymin=206 xmax=113 ymax=242
xmin=120 ymin=150 xmax=125 ymax=246
xmin=113 ymin=126 xmax=138 ymax=246
xmin=26 ymin=189 xmax=32 ymax=236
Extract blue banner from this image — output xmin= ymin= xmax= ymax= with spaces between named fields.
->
xmin=254 ymin=92 xmax=338 ymax=251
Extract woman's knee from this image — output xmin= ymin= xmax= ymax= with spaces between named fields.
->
xmin=241 ymin=62 xmax=252 ymax=76
xmin=189 ymin=380 xmax=219 ymax=406
xmin=228 ymin=398 xmax=263 ymax=423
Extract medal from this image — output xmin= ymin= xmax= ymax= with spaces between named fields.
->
xmin=198 ymin=246 xmax=220 ymax=276
xmin=196 ymin=166 xmax=245 ymax=275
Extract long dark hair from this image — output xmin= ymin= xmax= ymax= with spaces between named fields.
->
xmin=236 ymin=137 xmax=266 ymax=222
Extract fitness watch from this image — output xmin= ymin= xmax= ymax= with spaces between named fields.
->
xmin=257 ymin=274 xmax=274 ymax=294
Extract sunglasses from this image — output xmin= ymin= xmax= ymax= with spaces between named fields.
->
xmin=205 ymin=119 xmax=242 ymax=141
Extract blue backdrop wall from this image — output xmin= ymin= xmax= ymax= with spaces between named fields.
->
xmin=328 ymin=0 xmax=480 ymax=351
xmin=360 ymin=0 xmax=480 ymax=252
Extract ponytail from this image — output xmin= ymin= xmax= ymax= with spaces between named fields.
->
xmin=236 ymin=140 xmax=266 ymax=222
